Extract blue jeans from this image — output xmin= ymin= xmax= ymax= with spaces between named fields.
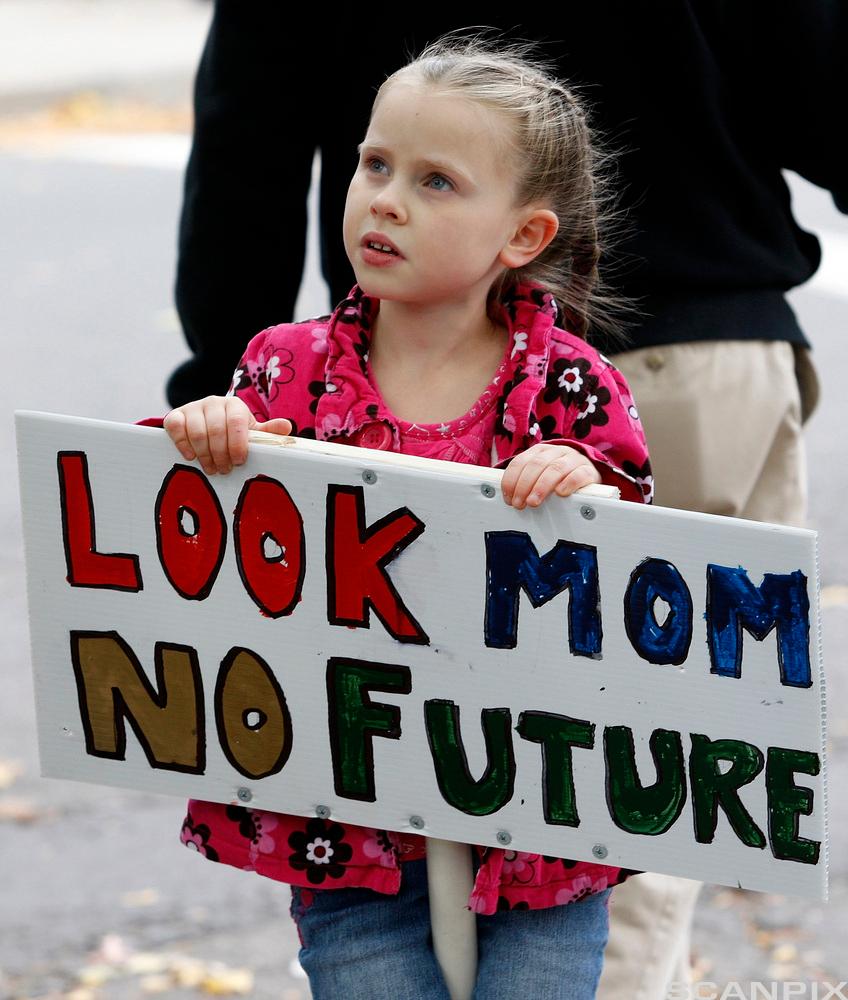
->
xmin=290 ymin=859 xmax=612 ymax=999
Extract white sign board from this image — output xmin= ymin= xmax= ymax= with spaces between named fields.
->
xmin=16 ymin=411 xmax=827 ymax=899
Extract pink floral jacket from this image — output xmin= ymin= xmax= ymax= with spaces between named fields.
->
xmin=173 ymin=281 xmax=653 ymax=915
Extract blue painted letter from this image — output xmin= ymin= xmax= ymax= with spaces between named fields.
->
xmin=484 ymin=532 xmax=601 ymax=656
xmin=624 ymin=558 xmax=693 ymax=665
xmin=706 ymin=566 xmax=811 ymax=687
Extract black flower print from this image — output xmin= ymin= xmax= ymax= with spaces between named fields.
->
xmin=180 ymin=812 xmax=220 ymax=861
xmin=337 ymin=286 xmax=375 ymax=335
xmin=226 ymin=806 xmax=277 ymax=849
xmin=494 ymin=371 xmax=528 ymax=442
xmin=622 ymin=458 xmax=654 ymax=504
xmin=288 ymin=818 xmax=353 ymax=885
xmin=363 ymin=829 xmax=399 ymax=866
xmin=496 ymin=896 xmax=530 ymax=911
xmin=226 ymin=804 xmax=259 ymax=841
xmin=260 ymin=347 xmax=296 ymax=402
xmin=228 ymin=362 xmax=252 ymax=396
xmin=307 ymin=379 xmax=327 ymax=416
xmin=286 ymin=417 xmax=316 ymax=440
xmin=612 ymin=868 xmax=642 ymax=885
xmin=353 ymin=328 xmax=370 ymax=375
xmin=571 ymin=383 xmax=611 ymax=439
xmin=528 ymin=413 xmax=559 ymax=441
xmin=543 ymin=357 xmax=593 ymax=408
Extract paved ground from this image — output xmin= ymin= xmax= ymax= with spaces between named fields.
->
xmin=1 ymin=4 xmax=846 ymax=998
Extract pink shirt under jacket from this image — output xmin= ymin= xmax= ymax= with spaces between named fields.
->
xmin=177 ymin=280 xmax=654 ymax=914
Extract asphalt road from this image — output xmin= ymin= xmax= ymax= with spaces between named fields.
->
xmin=1 ymin=138 xmax=846 ymax=999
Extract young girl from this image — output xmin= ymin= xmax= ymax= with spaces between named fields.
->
xmin=166 ymin=32 xmax=652 ymax=1000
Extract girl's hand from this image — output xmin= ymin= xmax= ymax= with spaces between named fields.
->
xmin=163 ymin=395 xmax=293 ymax=475
xmin=501 ymin=443 xmax=602 ymax=509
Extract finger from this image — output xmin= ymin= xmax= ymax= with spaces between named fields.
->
xmin=226 ymin=399 xmax=251 ymax=466
xmin=524 ymin=463 xmax=579 ymax=507
xmin=501 ymin=448 xmax=544 ymax=505
xmin=254 ymin=417 xmax=293 ymax=437
xmin=164 ymin=409 xmax=195 ymax=461
xmin=202 ymin=399 xmax=232 ymax=474
xmin=553 ymin=463 xmax=601 ymax=498
xmin=510 ymin=453 xmax=569 ymax=508
xmin=500 ymin=453 xmax=527 ymax=505
xmin=183 ymin=405 xmax=218 ymax=475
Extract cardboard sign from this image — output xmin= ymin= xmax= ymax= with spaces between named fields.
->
xmin=15 ymin=411 xmax=827 ymax=899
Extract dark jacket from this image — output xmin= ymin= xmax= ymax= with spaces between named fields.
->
xmin=170 ymin=1 xmax=846 ymax=403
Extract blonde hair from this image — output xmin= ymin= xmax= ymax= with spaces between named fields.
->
xmin=372 ymin=28 xmax=637 ymax=343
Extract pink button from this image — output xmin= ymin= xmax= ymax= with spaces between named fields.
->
xmin=353 ymin=422 xmax=393 ymax=450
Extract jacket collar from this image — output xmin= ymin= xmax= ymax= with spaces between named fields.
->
xmin=315 ymin=281 xmax=559 ymax=460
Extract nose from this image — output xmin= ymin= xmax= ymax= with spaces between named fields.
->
xmin=370 ymin=180 xmax=406 ymax=223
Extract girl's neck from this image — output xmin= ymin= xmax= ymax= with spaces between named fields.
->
xmin=369 ymin=295 xmax=504 ymax=372
xmin=366 ymin=295 xmax=510 ymax=425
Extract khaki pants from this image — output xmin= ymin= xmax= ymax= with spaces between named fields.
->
xmin=596 ymin=340 xmax=819 ymax=1000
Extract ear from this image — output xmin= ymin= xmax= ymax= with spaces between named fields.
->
xmin=499 ymin=208 xmax=559 ymax=269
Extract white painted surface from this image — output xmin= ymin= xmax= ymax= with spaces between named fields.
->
xmin=16 ymin=411 xmax=827 ymax=898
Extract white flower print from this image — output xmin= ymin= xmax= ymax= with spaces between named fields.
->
xmin=511 ymin=331 xmax=528 ymax=359
xmin=226 ymin=368 xmax=244 ymax=397
xmin=265 ymin=355 xmax=281 ymax=382
xmin=579 ymin=393 xmax=599 ymax=419
xmin=558 ymin=366 xmax=584 ymax=393
xmin=305 ymin=838 xmax=334 ymax=864
xmin=325 ymin=379 xmax=338 ymax=394
xmin=639 ymin=475 xmax=655 ymax=503
xmin=311 ymin=326 xmax=330 ymax=354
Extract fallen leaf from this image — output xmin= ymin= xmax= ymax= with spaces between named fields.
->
xmin=690 ymin=955 xmax=713 ymax=979
xmin=200 ymin=965 xmax=254 ymax=995
xmin=0 ymin=759 xmax=24 ymax=789
xmin=767 ymin=962 xmax=800 ymax=980
xmin=121 ymin=888 xmax=160 ymax=908
xmin=709 ymin=890 xmax=738 ymax=909
xmin=0 ymin=797 xmax=45 ymax=823
xmin=772 ymin=943 xmax=798 ymax=962
xmin=77 ymin=963 xmax=117 ymax=987
xmin=89 ymin=933 xmax=133 ymax=965
xmin=140 ymin=973 xmax=173 ymax=994
xmin=126 ymin=953 xmax=170 ymax=975
xmin=172 ymin=957 xmax=206 ymax=988
xmin=754 ymin=929 xmax=778 ymax=949
xmin=821 ymin=584 xmax=848 ymax=608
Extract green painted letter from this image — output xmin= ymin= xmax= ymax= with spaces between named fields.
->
xmin=689 ymin=733 xmax=766 ymax=848
xmin=326 ymin=657 xmax=411 ymax=801
xmin=604 ymin=727 xmax=686 ymax=835
xmin=517 ymin=712 xmax=594 ymax=826
xmin=766 ymin=746 xmax=820 ymax=864
xmin=425 ymin=700 xmax=515 ymax=816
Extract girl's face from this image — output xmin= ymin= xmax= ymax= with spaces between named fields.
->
xmin=343 ymin=79 xmax=530 ymax=309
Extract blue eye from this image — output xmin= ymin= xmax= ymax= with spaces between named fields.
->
xmin=365 ymin=156 xmax=388 ymax=174
xmin=427 ymin=174 xmax=453 ymax=192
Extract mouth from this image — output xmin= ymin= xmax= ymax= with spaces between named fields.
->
xmin=362 ymin=233 xmax=402 ymax=257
